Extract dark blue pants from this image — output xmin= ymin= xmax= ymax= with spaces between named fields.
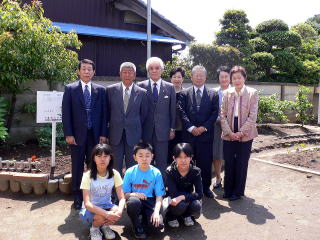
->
xmin=166 ymin=200 xmax=201 ymax=221
xmin=126 ymin=196 xmax=164 ymax=230
xmin=71 ymin=129 xmax=95 ymax=197
xmin=223 ymin=139 xmax=253 ymax=197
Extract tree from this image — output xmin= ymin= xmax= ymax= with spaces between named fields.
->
xmin=306 ymin=14 xmax=320 ymax=34
xmin=0 ymin=0 xmax=81 ymax=133
xmin=189 ymin=43 xmax=241 ymax=80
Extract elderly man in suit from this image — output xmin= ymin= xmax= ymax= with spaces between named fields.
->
xmin=106 ymin=62 xmax=148 ymax=174
xmin=178 ymin=65 xmax=219 ymax=198
xmin=62 ymin=59 xmax=107 ymax=209
xmin=138 ymin=57 xmax=176 ymax=176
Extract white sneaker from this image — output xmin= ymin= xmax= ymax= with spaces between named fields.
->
xmin=90 ymin=226 xmax=102 ymax=240
xmin=183 ymin=216 xmax=194 ymax=227
xmin=167 ymin=219 xmax=179 ymax=228
xmin=101 ymin=225 xmax=115 ymax=239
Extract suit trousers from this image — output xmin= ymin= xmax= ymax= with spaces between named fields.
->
xmin=223 ymin=139 xmax=253 ymax=197
xmin=111 ymin=131 xmax=135 ymax=175
xmin=166 ymin=200 xmax=201 ymax=220
xmin=126 ymin=196 xmax=164 ymax=230
xmin=151 ymin=130 xmax=168 ymax=180
xmin=70 ymin=129 xmax=95 ymax=195
xmin=191 ymin=141 xmax=213 ymax=190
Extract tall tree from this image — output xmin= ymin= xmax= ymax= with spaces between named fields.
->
xmin=0 ymin=0 xmax=81 ymax=133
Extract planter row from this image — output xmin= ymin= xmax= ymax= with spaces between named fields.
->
xmin=0 ymin=172 xmax=72 ymax=195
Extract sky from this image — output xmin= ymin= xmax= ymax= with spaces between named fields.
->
xmin=142 ymin=0 xmax=320 ymax=44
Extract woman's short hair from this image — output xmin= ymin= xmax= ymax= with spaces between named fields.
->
xmin=120 ymin=62 xmax=136 ymax=73
xmin=170 ymin=66 xmax=186 ymax=78
xmin=146 ymin=57 xmax=164 ymax=71
xmin=230 ymin=66 xmax=247 ymax=80
xmin=216 ymin=66 xmax=230 ymax=81
xmin=172 ymin=143 xmax=194 ymax=158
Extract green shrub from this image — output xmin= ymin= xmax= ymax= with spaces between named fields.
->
xmin=0 ymin=97 xmax=8 ymax=140
xmin=35 ymin=123 xmax=66 ymax=147
xmin=249 ymin=37 xmax=269 ymax=52
xmin=162 ymin=55 xmax=192 ymax=80
xmin=293 ymin=86 xmax=314 ymax=126
xmin=251 ymin=52 xmax=274 ymax=71
xmin=256 ymin=19 xmax=289 ymax=33
xmin=261 ymin=31 xmax=301 ymax=48
xmin=273 ymin=50 xmax=299 ymax=74
xmin=258 ymin=93 xmax=294 ymax=123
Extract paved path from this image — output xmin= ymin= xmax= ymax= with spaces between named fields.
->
xmin=0 ymin=160 xmax=319 ymax=240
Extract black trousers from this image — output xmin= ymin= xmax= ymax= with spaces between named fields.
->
xmin=166 ymin=200 xmax=201 ymax=221
xmin=70 ymin=129 xmax=95 ymax=197
xmin=223 ymin=139 xmax=253 ymax=197
xmin=191 ymin=141 xmax=213 ymax=190
xmin=126 ymin=196 xmax=164 ymax=230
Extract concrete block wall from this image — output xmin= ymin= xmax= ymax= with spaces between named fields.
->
xmin=2 ymin=78 xmax=319 ymax=143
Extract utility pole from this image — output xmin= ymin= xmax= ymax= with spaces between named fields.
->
xmin=147 ymin=0 xmax=151 ymax=60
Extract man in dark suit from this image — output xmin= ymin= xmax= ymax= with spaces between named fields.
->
xmin=138 ymin=57 xmax=176 ymax=176
xmin=178 ymin=65 xmax=219 ymax=198
xmin=106 ymin=62 xmax=148 ymax=174
xmin=62 ymin=59 xmax=107 ymax=209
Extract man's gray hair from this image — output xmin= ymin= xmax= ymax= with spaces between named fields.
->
xmin=191 ymin=65 xmax=207 ymax=76
xmin=120 ymin=62 xmax=136 ymax=72
xmin=146 ymin=57 xmax=164 ymax=71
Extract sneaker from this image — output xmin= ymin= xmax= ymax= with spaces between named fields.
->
xmin=167 ymin=219 xmax=179 ymax=228
xmin=101 ymin=225 xmax=115 ymax=239
xmin=183 ymin=216 xmax=194 ymax=227
xmin=90 ymin=226 xmax=102 ymax=240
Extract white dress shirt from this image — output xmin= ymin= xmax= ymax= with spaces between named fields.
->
xmin=150 ymin=78 xmax=162 ymax=95
xmin=80 ymin=80 xmax=92 ymax=95
xmin=122 ymin=82 xmax=133 ymax=101
xmin=234 ymin=85 xmax=246 ymax=117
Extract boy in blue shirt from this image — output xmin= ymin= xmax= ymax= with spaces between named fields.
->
xmin=123 ymin=142 xmax=165 ymax=239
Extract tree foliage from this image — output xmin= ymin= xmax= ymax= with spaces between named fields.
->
xmin=189 ymin=43 xmax=241 ymax=80
xmin=162 ymin=55 xmax=192 ymax=80
xmin=0 ymin=0 xmax=81 ymax=133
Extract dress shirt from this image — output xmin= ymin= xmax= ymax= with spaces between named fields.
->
xmin=187 ymin=85 xmax=205 ymax=133
xmin=234 ymin=85 xmax=246 ymax=117
xmin=80 ymin=80 xmax=92 ymax=95
xmin=121 ymin=82 xmax=133 ymax=101
xmin=150 ymin=78 xmax=162 ymax=95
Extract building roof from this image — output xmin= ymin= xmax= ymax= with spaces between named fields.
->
xmin=113 ymin=0 xmax=195 ymax=42
xmin=53 ymin=22 xmax=185 ymax=45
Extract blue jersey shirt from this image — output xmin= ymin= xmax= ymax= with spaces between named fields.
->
xmin=123 ymin=165 xmax=165 ymax=197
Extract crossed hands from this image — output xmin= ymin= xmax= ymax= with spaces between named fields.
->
xmin=65 ymin=136 xmax=108 ymax=145
xmin=103 ymin=209 xmax=122 ymax=225
xmin=229 ymin=132 xmax=244 ymax=141
xmin=191 ymin=126 xmax=206 ymax=136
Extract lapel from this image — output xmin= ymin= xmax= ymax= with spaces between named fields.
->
xmin=125 ymin=84 xmax=138 ymax=115
xmin=91 ymin=82 xmax=98 ymax=108
xmin=157 ymin=80 xmax=167 ymax=105
xmin=76 ymin=81 xmax=85 ymax=108
xmin=117 ymin=83 xmax=125 ymax=114
xmin=188 ymin=86 xmax=196 ymax=110
xmin=146 ymin=80 xmax=154 ymax=103
xmin=200 ymin=85 xmax=209 ymax=109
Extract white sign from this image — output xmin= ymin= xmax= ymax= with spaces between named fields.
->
xmin=37 ymin=91 xmax=63 ymax=123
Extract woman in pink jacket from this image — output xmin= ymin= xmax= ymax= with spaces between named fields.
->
xmin=220 ymin=66 xmax=258 ymax=201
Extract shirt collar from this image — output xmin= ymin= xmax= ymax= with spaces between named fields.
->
xmin=193 ymin=85 xmax=204 ymax=94
xmin=121 ymin=82 xmax=133 ymax=92
xmin=150 ymin=78 xmax=162 ymax=87
xmin=80 ymin=80 xmax=91 ymax=89
xmin=235 ymin=85 xmax=246 ymax=97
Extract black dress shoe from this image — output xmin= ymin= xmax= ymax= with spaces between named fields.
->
xmin=213 ymin=179 xmax=222 ymax=189
xmin=223 ymin=194 xmax=231 ymax=199
xmin=229 ymin=195 xmax=241 ymax=201
xmin=132 ymin=226 xmax=146 ymax=239
xmin=203 ymin=189 xmax=214 ymax=198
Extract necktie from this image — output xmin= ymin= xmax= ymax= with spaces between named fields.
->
xmin=196 ymin=88 xmax=201 ymax=111
xmin=84 ymin=85 xmax=92 ymax=129
xmin=153 ymin=83 xmax=158 ymax=103
xmin=124 ymin=87 xmax=130 ymax=112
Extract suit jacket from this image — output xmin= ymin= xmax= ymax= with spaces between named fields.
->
xmin=137 ymin=79 xmax=176 ymax=142
xmin=106 ymin=82 xmax=148 ymax=146
xmin=178 ymin=85 xmax=219 ymax=143
xmin=62 ymin=80 xmax=107 ymax=146
xmin=220 ymin=86 xmax=258 ymax=142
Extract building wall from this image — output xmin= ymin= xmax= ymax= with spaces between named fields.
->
xmin=3 ymin=80 xmax=320 ymax=143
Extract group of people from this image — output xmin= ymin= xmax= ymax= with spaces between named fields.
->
xmin=61 ymin=57 xmax=258 ymax=239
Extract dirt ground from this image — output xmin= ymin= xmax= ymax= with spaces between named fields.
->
xmin=1 ymin=123 xmax=320 ymax=240
xmin=1 ymin=160 xmax=319 ymax=240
